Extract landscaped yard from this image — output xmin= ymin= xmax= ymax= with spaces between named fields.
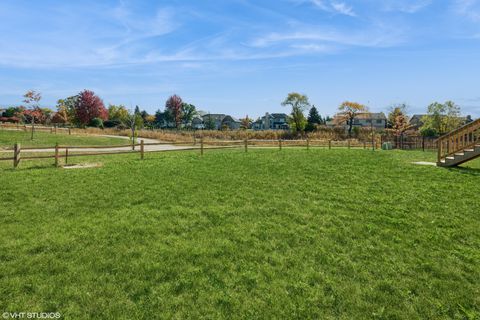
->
xmin=0 ymin=130 xmax=129 ymax=148
xmin=0 ymin=148 xmax=479 ymax=319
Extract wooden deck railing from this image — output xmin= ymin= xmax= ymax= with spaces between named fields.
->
xmin=437 ymin=118 xmax=480 ymax=163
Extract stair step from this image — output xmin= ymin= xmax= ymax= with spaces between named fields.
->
xmin=464 ymin=149 xmax=474 ymax=152
xmin=455 ymin=153 xmax=465 ymax=156
xmin=446 ymin=156 xmax=455 ymax=160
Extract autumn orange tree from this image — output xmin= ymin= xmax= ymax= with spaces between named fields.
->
xmin=338 ymin=101 xmax=368 ymax=137
xmin=388 ymin=104 xmax=410 ymax=136
xmin=23 ymin=90 xmax=42 ymax=140
xmin=240 ymin=115 xmax=252 ymax=129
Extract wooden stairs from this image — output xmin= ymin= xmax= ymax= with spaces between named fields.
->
xmin=437 ymin=118 xmax=480 ymax=167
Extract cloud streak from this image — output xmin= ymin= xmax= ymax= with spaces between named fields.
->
xmin=309 ymin=0 xmax=356 ymax=16
xmin=381 ymin=0 xmax=432 ymax=13
xmin=454 ymin=0 xmax=480 ymax=22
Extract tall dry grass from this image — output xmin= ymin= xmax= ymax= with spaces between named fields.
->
xmin=74 ymin=126 xmax=387 ymax=142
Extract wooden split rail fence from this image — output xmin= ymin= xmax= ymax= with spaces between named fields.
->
xmin=0 ymin=122 xmax=73 ymax=135
xmin=0 ymin=138 xmax=377 ymax=169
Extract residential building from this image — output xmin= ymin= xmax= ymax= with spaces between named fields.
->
xmin=409 ymin=114 xmax=472 ymax=131
xmin=328 ymin=112 xmax=387 ymax=131
xmin=409 ymin=114 xmax=426 ymax=130
xmin=221 ymin=115 xmax=241 ymax=130
xmin=253 ymin=113 xmax=289 ymax=130
xmin=191 ymin=115 xmax=205 ymax=130
xmin=202 ymin=114 xmax=226 ymax=130
xmin=201 ymin=114 xmax=241 ymax=130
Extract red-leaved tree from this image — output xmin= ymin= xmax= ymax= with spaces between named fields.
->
xmin=23 ymin=108 xmax=47 ymax=124
xmin=74 ymin=90 xmax=108 ymax=125
xmin=165 ymin=95 xmax=183 ymax=128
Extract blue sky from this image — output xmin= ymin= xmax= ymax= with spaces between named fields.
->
xmin=1 ymin=0 xmax=480 ymax=118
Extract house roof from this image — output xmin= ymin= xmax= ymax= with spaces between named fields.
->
xmin=410 ymin=114 xmax=468 ymax=123
xmin=271 ymin=113 xmax=288 ymax=118
xmin=222 ymin=115 xmax=240 ymax=123
xmin=411 ymin=114 xmax=427 ymax=119
xmin=334 ymin=112 xmax=386 ymax=121
xmin=202 ymin=114 xmax=226 ymax=120
xmin=356 ymin=112 xmax=386 ymax=120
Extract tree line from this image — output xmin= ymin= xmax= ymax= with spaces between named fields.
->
xmin=280 ymin=92 xmax=471 ymax=137
xmin=0 ymin=90 xmax=472 ymax=138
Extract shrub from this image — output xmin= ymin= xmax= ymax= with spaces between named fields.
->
xmin=89 ymin=117 xmax=104 ymax=128
xmin=104 ymin=120 xmax=122 ymax=128
xmin=420 ymin=127 xmax=437 ymax=137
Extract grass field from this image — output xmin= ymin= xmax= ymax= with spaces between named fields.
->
xmin=0 ymin=148 xmax=479 ymax=319
xmin=0 ymin=130 xmax=129 ymax=148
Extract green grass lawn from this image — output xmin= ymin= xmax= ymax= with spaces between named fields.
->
xmin=0 ymin=149 xmax=479 ymax=319
xmin=0 ymin=130 xmax=129 ymax=148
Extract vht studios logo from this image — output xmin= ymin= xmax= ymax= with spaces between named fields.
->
xmin=2 ymin=312 xmax=61 ymax=319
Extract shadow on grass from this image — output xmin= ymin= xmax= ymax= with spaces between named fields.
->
xmin=447 ymin=166 xmax=480 ymax=176
xmin=9 ymin=164 xmax=57 ymax=171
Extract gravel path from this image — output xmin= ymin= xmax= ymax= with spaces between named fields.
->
xmin=9 ymin=135 xmax=195 ymax=153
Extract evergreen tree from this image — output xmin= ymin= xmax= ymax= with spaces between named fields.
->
xmin=308 ymin=106 xmax=321 ymax=124
xmin=306 ymin=105 xmax=321 ymax=132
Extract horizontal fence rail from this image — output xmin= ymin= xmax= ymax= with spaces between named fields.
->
xmin=0 ymin=138 xmax=385 ymax=169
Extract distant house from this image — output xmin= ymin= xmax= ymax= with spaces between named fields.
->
xmin=202 ymin=114 xmax=225 ymax=130
xmin=409 ymin=114 xmax=471 ymax=131
xmin=221 ymin=115 xmax=241 ymax=130
xmin=191 ymin=115 xmax=205 ymax=130
xmin=200 ymin=114 xmax=241 ymax=130
xmin=328 ymin=112 xmax=387 ymax=131
xmin=409 ymin=114 xmax=426 ymax=130
xmin=253 ymin=113 xmax=289 ymax=130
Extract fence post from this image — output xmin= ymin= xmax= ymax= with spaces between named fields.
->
xmin=437 ymin=140 xmax=442 ymax=163
xmin=54 ymin=124 xmax=57 ymax=134
xmin=363 ymin=141 xmax=366 ymax=149
xmin=13 ymin=143 xmax=20 ymax=168
xmin=279 ymin=139 xmax=282 ymax=151
xmin=140 ymin=140 xmax=144 ymax=160
xmin=193 ymin=134 xmax=197 ymax=146
xmin=306 ymin=138 xmax=310 ymax=150
xmin=329 ymin=140 xmax=332 ymax=150
xmin=422 ymin=136 xmax=425 ymax=152
xmin=65 ymin=148 xmax=69 ymax=165
xmin=131 ymin=137 xmax=135 ymax=151
xmin=54 ymin=143 xmax=59 ymax=167
xmin=244 ymin=138 xmax=248 ymax=153
xmin=201 ymin=137 xmax=204 ymax=156
xmin=68 ymin=127 xmax=71 ymax=135
xmin=348 ymin=140 xmax=351 ymax=149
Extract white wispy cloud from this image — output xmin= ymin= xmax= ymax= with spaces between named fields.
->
xmin=309 ymin=0 xmax=356 ymax=16
xmin=454 ymin=0 xmax=480 ymax=22
xmin=382 ymin=0 xmax=432 ymax=13
xmin=0 ymin=1 xmax=181 ymax=68
xmin=251 ymin=26 xmax=406 ymax=49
